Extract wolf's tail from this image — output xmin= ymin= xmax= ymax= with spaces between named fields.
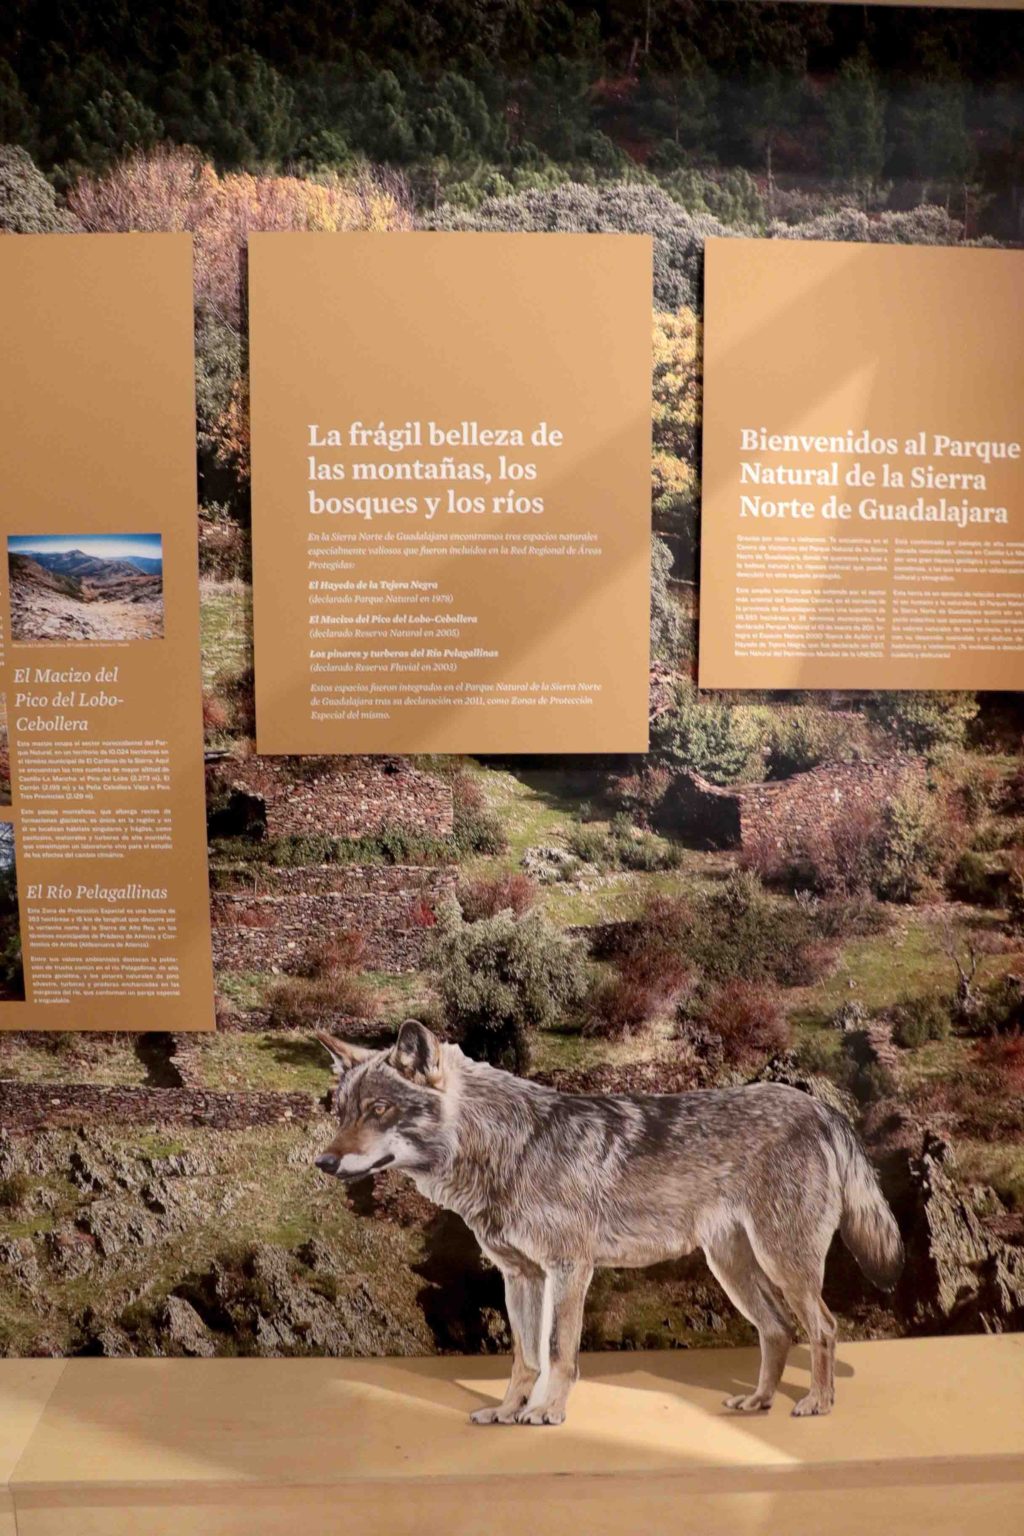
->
xmin=828 ymin=1113 xmax=904 ymax=1292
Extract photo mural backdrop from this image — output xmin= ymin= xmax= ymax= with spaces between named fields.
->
xmin=0 ymin=0 xmax=1022 ymax=1358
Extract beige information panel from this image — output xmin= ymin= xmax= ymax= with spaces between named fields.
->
xmin=699 ymin=238 xmax=1024 ymax=691
xmin=0 ymin=235 xmax=214 ymax=1030
xmin=250 ymin=233 xmax=653 ymax=753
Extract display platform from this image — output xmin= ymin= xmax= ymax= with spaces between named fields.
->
xmin=1 ymin=1336 xmax=1021 ymax=1535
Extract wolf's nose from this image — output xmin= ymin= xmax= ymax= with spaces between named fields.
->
xmin=316 ymin=1154 xmax=340 ymax=1176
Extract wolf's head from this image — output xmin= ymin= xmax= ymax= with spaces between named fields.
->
xmin=314 ymin=1019 xmax=452 ymax=1183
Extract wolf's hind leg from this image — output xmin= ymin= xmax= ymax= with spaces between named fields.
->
xmin=703 ymin=1227 xmax=795 ymax=1413
xmin=470 ymin=1266 xmax=545 ymax=1425
xmin=747 ymin=1242 xmax=837 ymax=1417
xmin=783 ymin=1285 xmax=836 ymax=1418
xmin=515 ymin=1260 xmax=593 ymax=1426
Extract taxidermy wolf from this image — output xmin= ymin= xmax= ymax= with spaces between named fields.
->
xmin=315 ymin=1020 xmax=902 ymax=1425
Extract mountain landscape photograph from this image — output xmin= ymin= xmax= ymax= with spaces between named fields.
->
xmin=7 ymin=534 xmax=164 ymax=642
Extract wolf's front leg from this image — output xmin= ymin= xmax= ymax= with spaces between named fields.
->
xmin=515 ymin=1260 xmax=593 ymax=1427
xmin=470 ymin=1267 xmax=546 ymax=1425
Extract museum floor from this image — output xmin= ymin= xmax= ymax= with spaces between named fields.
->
xmin=1 ymin=1336 xmax=1021 ymax=1535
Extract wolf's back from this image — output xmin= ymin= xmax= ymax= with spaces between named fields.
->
xmin=826 ymin=1112 xmax=904 ymax=1292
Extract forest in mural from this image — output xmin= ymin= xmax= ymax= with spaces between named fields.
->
xmin=0 ymin=1 xmax=1022 ymax=1358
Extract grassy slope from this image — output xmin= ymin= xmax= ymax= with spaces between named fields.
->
xmin=201 ymin=578 xmax=252 ymax=689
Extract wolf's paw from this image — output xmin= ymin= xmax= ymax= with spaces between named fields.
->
xmin=723 ymin=1392 xmax=773 ymax=1413
xmin=470 ymin=1405 xmax=521 ymax=1425
xmin=513 ymin=1405 xmax=566 ymax=1426
xmin=791 ymin=1393 xmax=833 ymax=1417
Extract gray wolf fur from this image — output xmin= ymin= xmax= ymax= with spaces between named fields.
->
xmin=315 ymin=1020 xmax=903 ymax=1425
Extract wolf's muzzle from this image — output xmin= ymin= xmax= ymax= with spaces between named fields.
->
xmin=315 ymin=1153 xmax=396 ymax=1181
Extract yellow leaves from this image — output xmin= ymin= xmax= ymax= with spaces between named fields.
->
xmin=67 ymin=147 xmax=413 ymax=327
xmin=651 ymin=448 xmax=696 ymax=506
xmin=208 ymin=376 xmax=250 ymax=483
xmin=652 ymin=307 xmax=701 ymax=462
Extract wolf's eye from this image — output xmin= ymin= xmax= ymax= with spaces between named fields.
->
xmin=369 ymin=1101 xmax=389 ymax=1118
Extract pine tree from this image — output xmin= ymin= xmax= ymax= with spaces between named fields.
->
xmin=825 ymin=49 xmax=886 ymax=194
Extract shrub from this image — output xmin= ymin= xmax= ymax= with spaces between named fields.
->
xmin=617 ymin=878 xmax=834 ymax=996
xmin=608 ymin=767 xmax=673 ymax=828
xmin=0 ymin=146 xmax=79 ymax=232
xmin=650 ymin=536 xmax=682 ymax=662
xmin=0 ymin=1171 xmax=31 ymax=1210
xmin=948 ymin=850 xmax=1004 ymax=908
xmin=871 ymin=787 xmax=962 ymax=903
xmin=687 ymin=872 xmax=837 ymax=988
xmin=265 ymin=971 xmax=376 ymax=1029
xmin=427 ymin=899 xmax=589 ymax=1072
xmin=217 ymin=665 xmax=256 ymax=739
xmin=565 ymin=824 xmax=608 ymax=864
xmin=857 ymin=1060 xmax=898 ymax=1104
xmin=295 ymin=930 xmax=368 ymax=978
xmin=202 ymin=692 xmax=230 ymax=734
xmin=972 ymin=1032 xmax=1024 ymax=1099
xmin=765 ymin=709 xmax=860 ymax=779
xmin=840 ymin=1029 xmax=898 ymax=1104
xmin=942 ymin=756 xmax=1002 ymax=825
xmin=661 ymin=166 xmax=764 ymax=226
xmin=1001 ymin=849 xmax=1024 ymax=935
xmin=451 ymin=773 xmax=507 ymax=857
xmin=650 ymin=689 xmax=767 ymax=785
xmin=999 ymin=762 xmax=1024 ymax=817
xmin=683 ymin=980 xmax=788 ymax=1067
xmin=768 ymin=204 xmax=964 ymax=248
xmin=783 ymin=802 xmax=886 ymax=896
xmin=792 ymin=1031 xmax=843 ymax=1075
xmin=430 ymin=183 xmax=728 ymax=311
xmin=764 ymin=786 xmax=963 ymax=905
xmin=813 ymin=895 xmax=891 ymax=941
xmin=613 ymin=895 xmax=695 ymax=995
xmin=651 ymin=309 xmax=701 ymax=571
xmin=69 ymin=145 xmax=411 ymax=327
xmin=976 ymin=974 xmax=1024 ymax=1038
xmin=582 ymin=975 xmax=665 ymax=1038
xmin=456 ymin=873 xmax=538 ymax=922
xmin=406 ymin=897 xmax=437 ymax=928
xmin=565 ymin=817 xmax=681 ymax=873
xmin=891 ymin=993 xmax=952 ymax=1049
xmin=221 ymin=824 xmax=455 ymax=868
xmin=864 ymin=692 xmax=979 ymax=754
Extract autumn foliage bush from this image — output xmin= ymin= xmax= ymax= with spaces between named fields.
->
xmin=457 ymin=872 xmax=538 ymax=921
xmin=746 ymin=786 xmax=966 ymax=905
xmin=266 ymin=923 xmax=375 ymax=1027
xmin=67 ymin=146 xmax=412 ymax=326
xmin=582 ymin=974 xmax=668 ymax=1038
xmin=973 ymin=1031 xmax=1024 ymax=1096
xmin=66 ymin=147 xmax=412 ymax=494
xmin=266 ymin=972 xmax=377 ymax=1030
xmin=610 ymin=895 xmax=695 ymax=1000
xmin=682 ymin=980 xmax=789 ymax=1067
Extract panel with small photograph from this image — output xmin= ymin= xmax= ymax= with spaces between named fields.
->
xmin=7 ymin=534 xmax=164 ymax=644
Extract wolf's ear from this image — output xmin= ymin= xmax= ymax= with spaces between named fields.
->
xmin=314 ymin=1031 xmax=373 ymax=1077
xmin=389 ymin=1019 xmax=444 ymax=1089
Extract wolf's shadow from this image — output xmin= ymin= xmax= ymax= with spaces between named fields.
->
xmin=413 ymin=1208 xmax=507 ymax=1354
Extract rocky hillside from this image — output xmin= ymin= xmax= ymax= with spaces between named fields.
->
xmin=8 ymin=551 xmax=163 ymax=642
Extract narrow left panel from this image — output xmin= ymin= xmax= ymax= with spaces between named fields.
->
xmin=0 ymin=235 xmax=214 ymax=1030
